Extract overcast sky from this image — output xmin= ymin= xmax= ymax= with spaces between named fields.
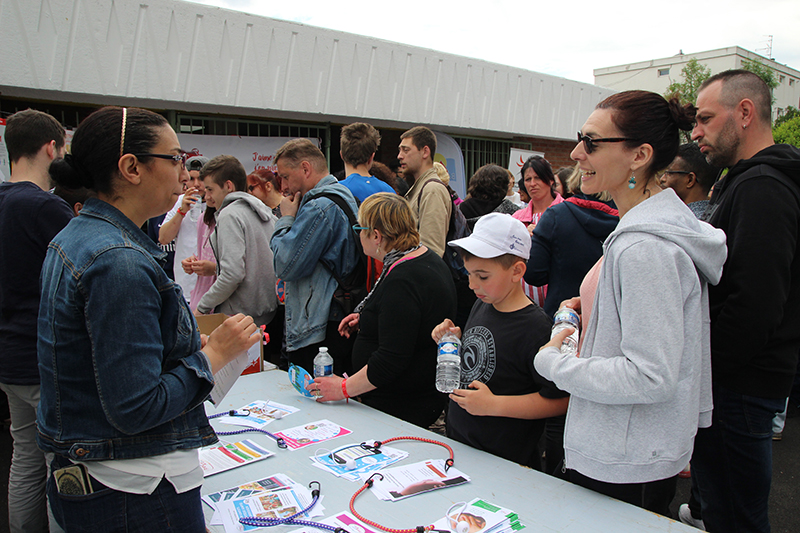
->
xmin=189 ymin=0 xmax=800 ymax=85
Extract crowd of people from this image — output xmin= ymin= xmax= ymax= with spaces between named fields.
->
xmin=0 ymin=69 xmax=799 ymax=532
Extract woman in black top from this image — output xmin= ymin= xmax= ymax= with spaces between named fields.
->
xmin=312 ymin=193 xmax=456 ymax=427
xmin=458 ymin=164 xmax=520 ymax=230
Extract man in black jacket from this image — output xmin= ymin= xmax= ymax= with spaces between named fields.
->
xmin=691 ymin=70 xmax=800 ymax=533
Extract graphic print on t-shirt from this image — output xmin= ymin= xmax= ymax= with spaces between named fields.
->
xmin=460 ymin=325 xmax=496 ymax=386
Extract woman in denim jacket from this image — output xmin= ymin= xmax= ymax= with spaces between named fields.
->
xmin=37 ymin=107 xmax=260 ymax=532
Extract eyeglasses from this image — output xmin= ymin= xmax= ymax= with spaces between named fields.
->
xmin=352 ymin=224 xmax=369 ymax=233
xmin=662 ymin=170 xmax=692 ymax=176
xmin=577 ymin=132 xmax=635 ymax=154
xmin=133 ymin=152 xmax=189 ymax=169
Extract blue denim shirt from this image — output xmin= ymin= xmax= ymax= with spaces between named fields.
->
xmin=37 ymin=198 xmax=217 ymax=461
xmin=270 ymin=176 xmax=360 ymax=351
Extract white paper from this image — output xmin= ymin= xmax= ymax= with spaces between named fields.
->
xmin=217 ymin=485 xmax=322 ymax=533
xmin=365 ymin=459 xmax=470 ymax=501
xmin=429 ymin=498 xmax=524 ymax=533
xmin=209 ymin=343 xmax=260 ymax=405
xmin=309 ymin=441 xmax=408 ymax=482
xmin=199 ymin=439 xmax=274 ymax=477
xmin=214 ymin=400 xmax=298 ymax=429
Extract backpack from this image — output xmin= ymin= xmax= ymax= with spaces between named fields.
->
xmin=418 ymin=178 xmax=471 ymax=280
xmin=315 ymin=192 xmax=369 ymax=315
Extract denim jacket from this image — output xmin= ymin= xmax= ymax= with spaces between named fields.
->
xmin=37 ymin=198 xmax=217 ymax=461
xmin=270 ymin=176 xmax=360 ymax=351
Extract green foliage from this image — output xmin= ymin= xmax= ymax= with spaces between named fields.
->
xmin=773 ymin=115 xmax=800 ymax=147
xmin=741 ymin=59 xmax=779 ymax=90
xmin=664 ymin=58 xmax=711 ymax=106
xmin=775 ymin=106 xmax=800 ymax=128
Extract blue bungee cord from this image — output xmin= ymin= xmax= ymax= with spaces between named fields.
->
xmin=237 ymin=481 xmax=349 ymax=532
xmin=207 ymin=409 xmax=288 ymax=448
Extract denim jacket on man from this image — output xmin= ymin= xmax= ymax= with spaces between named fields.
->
xmin=270 ymin=176 xmax=360 ymax=351
xmin=37 ymin=198 xmax=217 ymax=461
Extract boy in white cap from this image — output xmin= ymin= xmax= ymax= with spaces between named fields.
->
xmin=432 ymin=213 xmax=569 ymax=470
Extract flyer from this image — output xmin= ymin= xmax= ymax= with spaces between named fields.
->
xmin=202 ymin=473 xmax=296 ymax=508
xmin=217 ymin=485 xmax=322 ymax=533
xmin=199 ymin=439 xmax=274 ymax=477
xmin=429 ymin=498 xmax=525 ymax=533
xmin=366 ymin=459 xmax=470 ymax=501
xmin=309 ymin=441 xmax=408 ymax=482
xmin=273 ymin=419 xmax=352 ymax=450
xmin=213 ymin=400 xmax=298 ymax=429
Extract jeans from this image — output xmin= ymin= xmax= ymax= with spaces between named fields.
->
xmin=47 ymin=455 xmax=205 ymax=532
xmin=692 ymin=384 xmax=785 ymax=533
xmin=0 ymin=383 xmax=48 ymax=533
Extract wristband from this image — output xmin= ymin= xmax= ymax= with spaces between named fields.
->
xmin=177 ymin=208 xmax=187 ymax=217
xmin=341 ymin=378 xmax=350 ymax=401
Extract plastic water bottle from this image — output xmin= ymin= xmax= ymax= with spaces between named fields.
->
xmin=435 ymin=333 xmax=461 ymax=394
xmin=313 ymin=347 xmax=333 ymax=379
xmin=551 ymin=307 xmax=581 ymax=356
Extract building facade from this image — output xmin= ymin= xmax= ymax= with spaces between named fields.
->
xmin=594 ymin=46 xmax=800 ymax=122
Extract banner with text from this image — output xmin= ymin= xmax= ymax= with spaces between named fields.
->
xmin=176 ymin=134 xmax=318 ymax=175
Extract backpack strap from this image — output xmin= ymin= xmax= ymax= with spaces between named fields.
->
xmin=312 ymin=192 xmax=361 ymax=287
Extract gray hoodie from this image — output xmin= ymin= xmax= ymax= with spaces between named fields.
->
xmin=196 ymin=192 xmax=278 ymax=326
xmin=535 ymin=188 xmax=727 ymax=484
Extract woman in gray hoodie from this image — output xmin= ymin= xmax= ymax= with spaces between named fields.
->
xmin=534 ymin=91 xmax=727 ymax=516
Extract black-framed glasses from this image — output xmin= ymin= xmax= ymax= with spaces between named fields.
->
xmin=133 ymin=152 xmax=189 ymax=169
xmin=352 ymin=224 xmax=369 ymax=233
xmin=662 ymin=170 xmax=692 ymax=176
xmin=577 ymin=132 xmax=635 ymax=154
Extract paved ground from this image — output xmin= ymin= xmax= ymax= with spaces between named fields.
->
xmin=1 ymin=398 xmax=798 ymax=532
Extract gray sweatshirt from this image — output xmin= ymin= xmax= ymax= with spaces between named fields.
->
xmin=535 ymin=188 xmax=727 ymax=484
xmin=197 ymin=192 xmax=278 ymax=326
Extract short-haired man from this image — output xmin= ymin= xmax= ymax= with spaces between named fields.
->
xmin=159 ymin=155 xmax=209 ymax=302
xmin=659 ymin=142 xmax=717 ymax=219
xmin=398 ymin=126 xmax=452 ymax=257
xmin=339 ymin=122 xmax=394 ymax=202
xmin=270 ymin=138 xmax=361 ymax=374
xmin=195 ymin=155 xmax=277 ymax=327
xmin=0 ymin=109 xmax=73 ymax=532
xmin=691 ymin=69 xmax=800 ymax=533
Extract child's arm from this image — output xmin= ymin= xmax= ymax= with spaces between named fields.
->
xmin=431 ymin=318 xmax=461 ymax=343
xmin=450 ymin=381 xmax=569 ymax=419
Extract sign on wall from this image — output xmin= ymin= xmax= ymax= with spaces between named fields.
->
xmin=507 ymin=148 xmax=545 ymax=182
xmin=176 ymin=134 xmax=319 ymax=175
xmin=432 ymin=131 xmax=466 ymax=199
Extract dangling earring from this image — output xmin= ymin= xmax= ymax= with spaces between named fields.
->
xmin=628 ymin=174 xmax=636 ymax=189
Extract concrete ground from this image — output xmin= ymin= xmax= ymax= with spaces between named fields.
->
xmin=1 ymin=396 xmax=798 ymax=532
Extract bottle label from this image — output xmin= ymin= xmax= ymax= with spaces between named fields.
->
xmin=438 ymin=342 xmax=459 ymax=356
xmin=315 ymin=364 xmax=333 ymax=377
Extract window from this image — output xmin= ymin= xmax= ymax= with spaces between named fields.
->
xmin=658 ymin=68 xmax=670 ymax=77
xmin=779 ymin=75 xmax=786 ymax=83
xmin=451 ymin=136 xmax=531 ymax=182
xmin=790 ymin=79 xmax=796 ymax=87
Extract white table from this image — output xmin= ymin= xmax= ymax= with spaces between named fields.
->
xmin=203 ymin=370 xmax=694 ymax=532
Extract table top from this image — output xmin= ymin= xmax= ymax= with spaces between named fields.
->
xmin=203 ymin=370 xmax=693 ymax=532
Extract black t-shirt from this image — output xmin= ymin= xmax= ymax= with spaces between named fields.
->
xmin=0 ymin=181 xmax=73 ymax=384
xmin=352 ymin=250 xmax=456 ymax=428
xmin=447 ymin=300 xmax=566 ymax=469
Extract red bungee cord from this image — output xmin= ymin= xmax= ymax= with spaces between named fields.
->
xmin=348 ymin=436 xmax=455 ymax=533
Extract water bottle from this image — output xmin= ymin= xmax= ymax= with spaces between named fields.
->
xmin=435 ymin=332 xmax=461 ymax=393
xmin=313 ymin=347 xmax=333 ymax=379
xmin=551 ymin=307 xmax=581 ymax=356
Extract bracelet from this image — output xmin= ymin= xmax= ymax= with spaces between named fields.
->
xmin=177 ymin=208 xmax=187 ymax=217
xmin=341 ymin=378 xmax=350 ymax=401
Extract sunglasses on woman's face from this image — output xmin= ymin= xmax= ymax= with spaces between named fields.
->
xmin=577 ymin=132 xmax=634 ymax=154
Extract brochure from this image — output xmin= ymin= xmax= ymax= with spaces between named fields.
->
xmin=213 ymin=400 xmax=298 ymax=429
xmin=429 ymin=498 xmax=525 ymax=533
xmin=216 ymin=484 xmax=322 ymax=533
xmin=202 ymin=473 xmax=295 ymax=508
xmin=309 ymin=441 xmax=408 ymax=482
xmin=273 ymin=419 xmax=352 ymax=450
xmin=366 ymin=459 xmax=470 ymax=501
xmin=199 ymin=439 xmax=274 ymax=477
xmin=287 ymin=511 xmax=382 ymax=533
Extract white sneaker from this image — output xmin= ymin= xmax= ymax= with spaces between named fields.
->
xmin=679 ymin=503 xmax=706 ymax=530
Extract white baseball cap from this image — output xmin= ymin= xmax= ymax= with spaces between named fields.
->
xmin=449 ymin=213 xmax=531 ymax=260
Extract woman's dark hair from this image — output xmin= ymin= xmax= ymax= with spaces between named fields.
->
xmin=203 ymin=206 xmax=216 ymax=226
xmin=53 ymin=107 xmax=168 ymax=195
xmin=519 ymin=155 xmax=556 ymax=197
xmin=467 ymin=164 xmax=509 ymax=202
xmin=596 ymin=90 xmax=695 ymax=179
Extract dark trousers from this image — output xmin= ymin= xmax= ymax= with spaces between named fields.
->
xmin=288 ymin=320 xmax=356 ymax=377
xmin=47 ymin=455 xmax=205 ymax=532
xmin=568 ymin=470 xmax=677 ymax=518
xmin=692 ymin=384 xmax=784 ymax=533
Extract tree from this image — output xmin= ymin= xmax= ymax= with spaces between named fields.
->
xmin=741 ymin=58 xmax=779 ymax=93
xmin=773 ymin=115 xmax=800 ymax=147
xmin=664 ymin=58 xmax=711 ymax=107
xmin=775 ymin=106 xmax=800 ymax=129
